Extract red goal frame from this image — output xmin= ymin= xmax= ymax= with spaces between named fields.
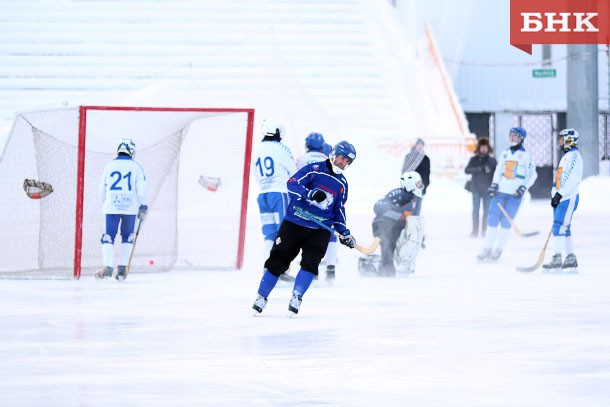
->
xmin=73 ymin=106 xmax=255 ymax=279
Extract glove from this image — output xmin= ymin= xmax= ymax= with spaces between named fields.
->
xmin=551 ymin=192 xmax=562 ymax=208
xmin=138 ymin=205 xmax=148 ymax=221
xmin=338 ymin=232 xmax=356 ymax=249
xmin=306 ymin=189 xmax=327 ymax=203
xmin=488 ymin=183 xmax=498 ymax=197
xmin=514 ymin=185 xmax=526 ymax=198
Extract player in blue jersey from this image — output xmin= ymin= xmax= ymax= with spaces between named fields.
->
xmin=296 ymin=132 xmax=339 ymax=281
xmin=96 ymin=139 xmax=148 ymax=281
xmin=252 ymin=118 xmax=297 ymax=261
xmin=252 ymin=141 xmax=357 ymax=316
xmin=542 ymin=128 xmax=584 ymax=273
xmin=477 ymin=127 xmax=537 ymax=262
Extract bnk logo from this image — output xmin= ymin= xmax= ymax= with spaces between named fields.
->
xmin=521 ymin=12 xmax=598 ymax=32
xmin=510 ymin=0 xmax=609 ymax=54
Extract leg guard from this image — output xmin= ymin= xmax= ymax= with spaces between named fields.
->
xmin=119 ymin=243 xmax=133 ymax=266
xmin=102 ymin=242 xmax=114 ymax=268
xmin=324 ymin=240 xmax=338 ymax=267
xmin=393 ymin=216 xmax=425 ymax=274
xmin=263 ymin=239 xmax=274 ymax=261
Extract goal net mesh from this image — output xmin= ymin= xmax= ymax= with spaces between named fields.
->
xmin=0 ymin=107 xmax=253 ymax=279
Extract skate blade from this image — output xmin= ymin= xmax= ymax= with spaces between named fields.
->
xmin=116 ymin=275 xmax=126 ymax=282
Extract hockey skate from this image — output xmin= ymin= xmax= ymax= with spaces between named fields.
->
xmin=95 ymin=266 xmax=113 ymax=280
xmin=358 ymin=255 xmax=382 ymax=277
xmin=476 ymin=248 xmax=492 ymax=263
xmin=325 ymin=265 xmax=335 ymax=282
xmin=488 ymin=249 xmax=502 ymax=262
xmin=116 ymin=265 xmax=127 ymax=281
xmin=542 ymin=254 xmax=562 ymax=273
xmin=288 ymin=293 xmax=302 ymax=317
xmin=561 ymin=254 xmax=578 ymax=274
xmin=252 ymin=295 xmax=268 ymax=315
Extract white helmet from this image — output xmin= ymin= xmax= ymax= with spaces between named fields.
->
xmin=559 ymin=128 xmax=579 ymax=151
xmin=400 ymin=171 xmax=423 ymax=198
xmin=261 ymin=118 xmax=284 ymax=140
xmin=117 ymin=139 xmax=136 ymax=157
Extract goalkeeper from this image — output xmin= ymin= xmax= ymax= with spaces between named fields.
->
xmin=96 ymin=139 xmax=149 ymax=281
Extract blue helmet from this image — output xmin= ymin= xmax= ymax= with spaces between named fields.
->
xmin=329 ymin=140 xmax=356 ymax=174
xmin=509 ymin=127 xmax=526 ymax=146
xmin=322 ymin=142 xmax=333 ymax=156
xmin=305 ymin=132 xmax=325 ymax=151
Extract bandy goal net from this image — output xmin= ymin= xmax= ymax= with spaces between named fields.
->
xmin=0 ymin=106 xmax=254 ymax=279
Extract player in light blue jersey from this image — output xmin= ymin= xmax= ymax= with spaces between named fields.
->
xmin=96 ymin=139 xmax=148 ymax=280
xmin=252 ymin=118 xmax=297 ymax=261
xmin=252 ymin=141 xmax=357 ymax=316
xmin=542 ymin=128 xmax=584 ymax=272
xmin=477 ymin=127 xmax=537 ymax=262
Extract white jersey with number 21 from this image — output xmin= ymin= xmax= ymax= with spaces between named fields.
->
xmin=99 ymin=156 xmax=148 ymax=215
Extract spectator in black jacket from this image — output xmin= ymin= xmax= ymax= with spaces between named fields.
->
xmin=464 ymin=137 xmax=497 ymax=237
xmin=401 ymin=138 xmax=430 ymax=196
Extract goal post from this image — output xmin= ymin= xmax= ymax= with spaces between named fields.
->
xmin=0 ymin=106 xmax=255 ymax=279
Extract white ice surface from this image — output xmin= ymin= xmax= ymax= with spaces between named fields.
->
xmin=1 ymin=177 xmax=610 ymax=407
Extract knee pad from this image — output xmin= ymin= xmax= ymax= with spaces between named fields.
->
xmin=100 ymin=234 xmax=114 ymax=244
xmin=123 ymin=233 xmax=135 ymax=244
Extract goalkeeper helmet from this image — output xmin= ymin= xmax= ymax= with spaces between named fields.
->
xmin=329 ymin=141 xmax=356 ymax=174
xmin=117 ymin=139 xmax=136 ymax=158
xmin=400 ymin=171 xmax=424 ymax=198
xmin=261 ymin=118 xmax=284 ymax=140
xmin=509 ymin=127 xmax=526 ymax=146
xmin=305 ymin=132 xmax=325 ymax=151
xmin=559 ymin=128 xmax=579 ymax=151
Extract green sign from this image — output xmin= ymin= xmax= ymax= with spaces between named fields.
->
xmin=532 ymin=68 xmax=556 ymax=78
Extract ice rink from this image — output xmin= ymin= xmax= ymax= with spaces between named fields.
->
xmin=1 ymin=177 xmax=610 ymax=406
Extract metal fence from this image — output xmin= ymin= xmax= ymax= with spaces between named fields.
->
xmin=483 ymin=112 xmax=610 ymax=169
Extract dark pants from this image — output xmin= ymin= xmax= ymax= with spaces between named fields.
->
xmin=471 ymin=190 xmax=490 ymax=236
xmin=372 ymin=219 xmax=405 ymax=274
xmin=265 ymin=220 xmax=330 ymax=276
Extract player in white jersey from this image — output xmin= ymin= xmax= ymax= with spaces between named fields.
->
xmin=296 ymin=132 xmax=328 ymax=168
xmin=296 ymin=132 xmax=338 ymax=281
xmin=252 ymin=118 xmax=297 ymax=260
xmin=542 ymin=129 xmax=584 ymax=272
xmin=477 ymin=127 xmax=537 ymax=262
xmin=96 ymin=139 xmax=148 ymax=280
